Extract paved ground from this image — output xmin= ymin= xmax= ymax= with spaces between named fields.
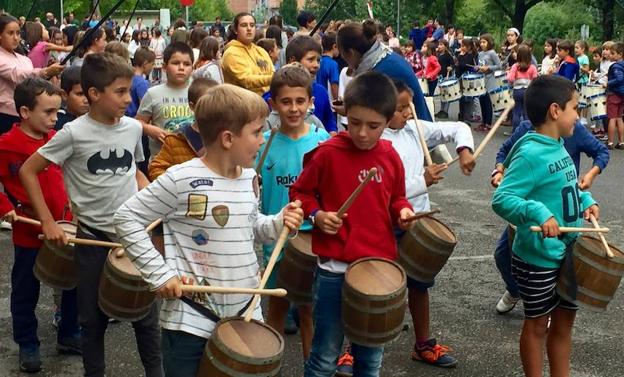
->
xmin=1 ymin=117 xmax=623 ymax=376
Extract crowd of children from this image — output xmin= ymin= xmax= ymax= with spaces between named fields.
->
xmin=0 ymin=7 xmax=620 ymax=377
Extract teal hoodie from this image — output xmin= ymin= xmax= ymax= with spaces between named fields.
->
xmin=492 ymin=132 xmax=596 ymax=268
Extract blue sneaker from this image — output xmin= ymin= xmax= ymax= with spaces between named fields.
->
xmin=411 ymin=338 xmax=458 ymax=368
xmin=19 ymin=346 xmax=41 ymax=373
xmin=57 ymin=335 xmax=82 ymax=355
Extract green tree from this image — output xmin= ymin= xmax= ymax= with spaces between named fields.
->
xmin=280 ymin=0 xmax=299 ymax=26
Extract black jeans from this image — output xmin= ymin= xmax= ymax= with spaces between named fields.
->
xmin=11 ymin=245 xmax=80 ymax=349
xmin=479 ymin=93 xmax=493 ymax=125
xmin=74 ymin=228 xmax=163 ymax=377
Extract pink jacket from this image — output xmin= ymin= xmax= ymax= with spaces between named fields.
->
xmin=0 ymin=47 xmax=41 ymax=116
xmin=507 ymin=63 xmax=538 ymax=84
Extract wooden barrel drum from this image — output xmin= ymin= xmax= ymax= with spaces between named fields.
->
xmin=98 ymin=248 xmax=155 ymax=321
xmin=33 ymin=221 xmax=78 ymax=290
xmin=398 ymin=217 xmax=457 ymax=283
xmin=342 ymin=258 xmax=407 ymax=347
xmin=276 ymin=232 xmax=316 ymax=304
xmin=197 ymin=317 xmax=284 ymax=376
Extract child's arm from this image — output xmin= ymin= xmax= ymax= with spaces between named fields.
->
xmin=575 ymin=124 xmax=610 ymax=190
xmin=44 ymin=42 xmax=72 ymax=53
xmin=607 ymin=66 xmax=624 ymax=89
xmin=136 ymin=91 xmax=168 ymax=143
xmin=0 ymin=193 xmax=17 ymax=222
xmin=389 ymin=160 xmax=416 ymax=230
xmin=252 ymin=201 xmax=304 ymax=242
xmin=329 ymin=62 xmax=340 ymax=99
xmin=423 ymin=120 xmax=475 ymax=175
xmin=507 ymin=63 xmax=518 ymax=83
xmin=427 ymin=57 xmax=441 ymax=80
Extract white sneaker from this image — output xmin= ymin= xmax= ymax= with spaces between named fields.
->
xmin=0 ymin=220 xmax=12 ymax=230
xmin=496 ymin=290 xmax=520 ymax=314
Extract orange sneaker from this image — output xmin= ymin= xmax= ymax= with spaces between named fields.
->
xmin=411 ymin=338 xmax=458 ymax=368
xmin=336 ymin=350 xmax=353 ymax=376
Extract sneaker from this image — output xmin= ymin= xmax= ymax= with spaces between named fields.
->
xmin=607 ymin=143 xmax=614 ymax=150
xmin=52 ymin=307 xmax=61 ymax=329
xmin=0 ymin=220 xmax=12 ymax=230
xmin=436 ymin=111 xmax=449 ymax=119
xmin=19 ymin=346 xmax=42 ymax=373
xmin=336 ymin=351 xmax=354 ymax=376
xmin=57 ymin=335 xmax=82 ymax=355
xmin=411 ymin=339 xmax=457 ymax=368
xmin=468 ymin=115 xmax=482 ymax=123
xmin=496 ymin=290 xmax=520 ymax=314
xmin=599 ymin=134 xmax=609 ymax=141
xmin=616 ymin=143 xmax=624 ymax=150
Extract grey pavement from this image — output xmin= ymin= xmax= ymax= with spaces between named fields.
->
xmin=0 ymin=124 xmax=623 ymax=376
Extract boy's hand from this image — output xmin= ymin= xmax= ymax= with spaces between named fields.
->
xmin=145 ymin=124 xmax=168 ymax=143
xmin=156 ymin=276 xmax=182 ymax=299
xmin=491 ymin=171 xmax=503 ymax=187
xmin=583 ymin=204 xmax=600 ymax=221
xmin=1 ymin=210 xmax=17 ymax=223
xmin=398 ymin=207 xmax=417 ymax=230
xmin=578 ymin=168 xmax=599 ymax=190
xmin=458 ymin=148 xmax=475 ymax=176
xmin=282 ymin=201 xmax=304 ymax=232
xmin=315 ymin=210 xmax=345 ymax=235
xmin=180 ymin=276 xmax=195 ymax=298
xmin=331 ymin=102 xmax=346 ymax=116
xmin=540 ymin=217 xmax=561 ymax=238
xmin=424 ymin=163 xmax=447 ymax=186
xmin=41 ymin=219 xmax=68 ymax=247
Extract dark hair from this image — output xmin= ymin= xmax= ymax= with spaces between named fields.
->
xmin=189 ymin=26 xmax=208 ymax=48
xmin=557 ymin=39 xmax=573 ymax=54
xmin=575 ymin=40 xmax=588 ymax=54
xmin=78 ymin=27 xmax=104 ymax=57
xmin=269 ymin=15 xmax=283 ymax=29
xmin=173 ymin=18 xmax=186 ymax=29
xmin=270 ymin=64 xmax=313 ymax=98
xmin=14 ymin=77 xmax=63 ymax=114
xmin=424 ymin=41 xmax=437 ymax=56
xmin=154 ymin=28 xmax=162 ymax=37
xmin=0 ymin=14 xmax=18 ymax=34
xmin=131 ymin=29 xmax=140 ymax=43
xmin=321 ymin=31 xmax=337 ymax=52
xmin=227 ymin=12 xmax=255 ymax=42
xmin=24 ymin=21 xmax=43 ymax=50
xmin=461 ymin=38 xmax=476 ymax=54
xmin=133 ymin=47 xmax=156 ymax=67
xmin=522 ymin=38 xmax=534 ymax=50
xmin=285 ymin=35 xmax=321 ymax=63
xmin=257 ymin=38 xmax=276 ymax=56
xmin=296 ymin=11 xmax=316 ymax=28
xmin=62 ymin=25 xmax=78 ymax=45
xmin=197 ymin=36 xmax=220 ymax=62
xmin=404 ymin=40 xmax=415 ymax=49
xmin=81 ymin=53 xmax=133 ymax=103
xmin=49 ymin=26 xmax=62 ymax=40
xmin=516 ymin=44 xmax=532 ymax=72
xmin=592 ymin=47 xmax=602 ymax=57
xmin=393 ymin=79 xmax=413 ymax=96
xmin=164 ymin=41 xmax=194 ymax=64
xmin=337 ymin=20 xmax=377 ymax=56
xmin=344 ymin=71 xmax=397 ymax=120
xmin=525 ymin=75 xmax=576 ymax=127
xmin=479 ymin=33 xmax=495 ymax=51
xmin=456 ymin=28 xmax=464 ymax=34
xmin=60 ymin=66 xmax=82 ymax=93
xmin=265 ymin=25 xmax=283 ymax=48
xmin=611 ymin=42 xmax=624 ymax=56
xmin=170 ymin=29 xmax=188 ymax=44
xmin=104 ymin=26 xmax=115 ymax=42
xmin=544 ymin=38 xmax=557 ymax=59
xmin=188 ymin=77 xmax=218 ymax=105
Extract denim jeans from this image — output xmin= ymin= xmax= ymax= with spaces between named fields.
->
xmin=161 ymin=329 xmax=207 ymax=377
xmin=493 ymin=227 xmax=519 ymax=297
xmin=304 ymin=269 xmax=384 ymax=377
xmin=512 ymin=88 xmax=527 ymax=131
xmin=11 ymin=246 xmax=80 ymax=349
xmin=479 ymin=93 xmax=493 ymax=125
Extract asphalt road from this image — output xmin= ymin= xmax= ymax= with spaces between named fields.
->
xmin=1 ymin=120 xmax=623 ymax=376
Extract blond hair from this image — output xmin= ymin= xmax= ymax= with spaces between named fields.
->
xmin=195 ymin=84 xmax=269 ymax=145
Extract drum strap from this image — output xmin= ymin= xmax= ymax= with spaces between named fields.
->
xmin=180 ymin=296 xmax=253 ymax=323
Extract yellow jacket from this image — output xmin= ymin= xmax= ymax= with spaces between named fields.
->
xmin=148 ymin=133 xmax=200 ymax=181
xmin=221 ymin=40 xmax=274 ymax=94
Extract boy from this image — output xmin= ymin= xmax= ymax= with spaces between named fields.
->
xmin=136 ymin=42 xmax=194 ymax=160
xmin=56 ymin=66 xmax=89 ymax=130
xmin=19 ymin=53 xmax=162 ymax=377
xmin=148 ymin=77 xmax=218 ymax=180
xmin=606 ymin=42 xmax=624 ymax=149
xmin=556 ymin=40 xmax=579 ymax=82
xmin=0 ymin=78 xmax=80 ymax=373
xmin=383 ymin=80 xmax=475 ymax=368
xmin=492 ymin=75 xmax=599 ymax=377
xmin=295 ymin=11 xmax=316 ymax=37
xmin=113 ymin=84 xmax=304 ymax=377
xmin=316 ymin=32 xmax=340 ymax=100
xmin=259 ymin=65 xmax=330 ymax=359
xmin=290 ymin=71 xmax=417 ymax=377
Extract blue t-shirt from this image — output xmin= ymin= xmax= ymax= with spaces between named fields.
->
xmin=257 ymin=125 xmax=330 ymax=259
xmin=126 ymin=74 xmax=150 ymax=117
xmin=316 ymin=55 xmax=340 ymax=93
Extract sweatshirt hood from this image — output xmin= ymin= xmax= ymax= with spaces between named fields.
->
xmin=302 ymin=131 xmax=394 ymax=165
xmin=503 ymin=132 xmax=562 ymax=168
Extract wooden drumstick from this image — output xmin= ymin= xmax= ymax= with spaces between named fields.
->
xmin=116 ymin=218 xmax=164 ymax=257
xmin=180 ymin=285 xmax=287 ymax=297
xmin=243 ymin=200 xmax=302 ymax=322
xmin=409 ymin=102 xmax=433 ymax=166
xmin=473 ymin=102 xmax=515 ymax=160
xmin=255 ymin=127 xmax=277 ymax=175
xmin=15 ymin=215 xmax=41 ymax=227
xmin=337 ymin=167 xmax=378 ymax=217
xmin=37 ymin=234 xmax=122 ymax=248
xmin=403 ymin=209 xmax=441 ymax=222
xmin=589 ymin=214 xmax=614 ymax=258
xmin=529 ymin=226 xmax=609 ymax=234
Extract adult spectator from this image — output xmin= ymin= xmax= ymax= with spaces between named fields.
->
xmin=409 ymin=21 xmax=425 ymax=50
xmin=431 ymin=19 xmax=445 ymax=41
xmin=268 ymin=14 xmax=288 ymax=49
xmin=66 ymin=12 xmax=79 ymax=27
xmin=134 ymin=16 xmax=143 ymax=32
xmin=221 ymin=12 xmax=274 ymax=94
xmin=43 ymin=12 xmax=59 ymax=29
xmin=211 ymin=16 xmax=226 ymax=39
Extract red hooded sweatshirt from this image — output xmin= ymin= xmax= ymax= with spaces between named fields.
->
xmin=0 ymin=123 xmax=72 ymax=248
xmin=289 ymin=132 xmax=412 ymax=263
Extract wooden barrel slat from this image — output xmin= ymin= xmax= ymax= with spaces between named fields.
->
xmin=276 ymin=233 xmax=316 ymax=304
xmin=33 ymin=221 xmax=78 ymax=290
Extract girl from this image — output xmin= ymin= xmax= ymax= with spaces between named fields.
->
xmin=256 ymin=38 xmax=280 ymax=68
xmin=127 ymin=29 xmax=140 ymax=61
xmin=476 ymin=33 xmax=501 ymax=131
xmin=507 ymin=44 xmax=537 ymax=130
xmin=0 ymin=15 xmax=63 ymax=133
xmin=264 ymin=25 xmax=284 ymax=69
xmin=437 ymin=40 xmax=454 ymax=118
xmin=502 ymin=27 xmax=521 ymax=69
xmin=456 ymin=38 xmax=478 ymax=122
xmin=575 ymin=40 xmax=590 ymax=87
xmin=138 ymin=29 xmax=150 ymax=48
xmin=71 ymin=27 xmax=106 ymax=66
xmin=25 ymin=21 xmax=71 ymax=68
xmin=541 ymin=39 xmax=558 ymax=75
xmin=189 ymin=27 xmax=208 ymax=62
xmin=418 ymin=41 xmax=441 ymax=97
xmin=192 ymin=36 xmax=224 ymax=84
xmin=149 ymin=28 xmax=166 ymax=83
xmin=48 ymin=27 xmax=63 ymax=62
xmin=404 ymin=40 xmax=424 ymax=74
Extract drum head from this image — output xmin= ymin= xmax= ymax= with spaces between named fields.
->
xmin=418 ymin=217 xmax=457 ymax=244
xmin=58 ymin=221 xmax=77 ymax=237
xmin=215 ymin=318 xmax=283 ymax=358
xmin=109 ymin=249 xmax=141 ymax=277
xmin=345 ymin=258 xmax=405 ymax=296
xmin=288 ymin=233 xmax=313 ymax=256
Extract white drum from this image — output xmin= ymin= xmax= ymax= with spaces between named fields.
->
xmin=461 ymin=74 xmax=486 ymax=97
xmin=418 ymin=77 xmax=429 ymax=96
xmin=430 ymin=144 xmax=453 ymax=165
xmin=439 ymin=79 xmax=462 ymax=102
xmin=580 ymin=84 xmax=606 ymax=108
xmin=494 ymin=71 xmax=508 ymax=89
xmin=489 ymin=86 xmax=513 ymax=113
xmin=587 ymin=94 xmax=607 ymax=121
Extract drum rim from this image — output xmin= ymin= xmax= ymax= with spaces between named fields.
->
xmin=575 ymin=236 xmax=624 ymax=263
xmin=344 ymin=257 xmax=407 ymax=299
xmin=413 ymin=216 xmax=457 ymax=245
xmin=107 ymin=249 xmax=146 ymax=280
xmin=211 ymin=317 xmax=285 ymax=362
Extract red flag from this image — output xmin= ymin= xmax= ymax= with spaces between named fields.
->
xmin=180 ymin=0 xmax=194 ymax=6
